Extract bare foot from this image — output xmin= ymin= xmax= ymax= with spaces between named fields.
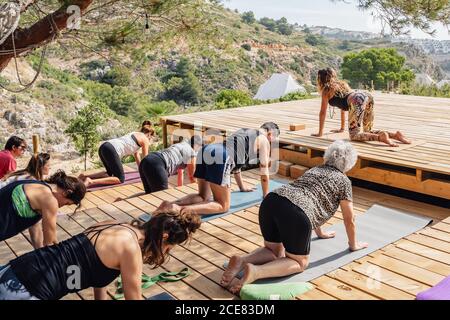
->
xmin=394 ymin=131 xmax=411 ymax=144
xmin=378 ymin=132 xmax=399 ymax=147
xmin=220 ymin=255 xmax=244 ymax=287
xmin=157 ymin=200 xmax=172 ymax=211
xmin=230 ymin=263 xmax=259 ymax=295
xmin=84 ymin=177 xmax=93 ymax=187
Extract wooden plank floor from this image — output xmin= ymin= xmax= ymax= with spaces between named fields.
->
xmin=1 ymin=169 xmax=449 ymax=300
xmin=163 ymin=93 xmax=450 ymax=199
xmin=164 ymin=93 xmax=450 ymax=174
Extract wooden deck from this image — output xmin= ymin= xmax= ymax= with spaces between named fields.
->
xmin=162 ymin=92 xmax=450 ymax=199
xmin=1 ymin=169 xmax=449 ymax=300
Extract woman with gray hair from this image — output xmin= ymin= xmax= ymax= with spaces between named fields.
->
xmin=221 ymin=140 xmax=368 ymax=293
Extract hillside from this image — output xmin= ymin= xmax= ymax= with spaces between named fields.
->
xmin=0 ymin=4 xmax=444 ymax=171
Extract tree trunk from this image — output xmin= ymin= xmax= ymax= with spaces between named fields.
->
xmin=0 ymin=0 xmax=94 ymax=72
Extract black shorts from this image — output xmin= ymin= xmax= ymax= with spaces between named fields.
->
xmin=259 ymin=192 xmax=312 ymax=255
xmin=139 ymin=153 xmax=169 ymax=194
xmin=98 ymin=142 xmax=125 ymax=183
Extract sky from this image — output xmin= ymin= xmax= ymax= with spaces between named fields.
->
xmin=223 ymin=0 xmax=450 ymax=40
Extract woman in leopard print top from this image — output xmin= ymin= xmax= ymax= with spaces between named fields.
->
xmin=221 ymin=140 xmax=369 ymax=294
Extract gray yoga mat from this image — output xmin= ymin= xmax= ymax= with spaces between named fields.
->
xmin=225 ymin=204 xmax=432 ymax=284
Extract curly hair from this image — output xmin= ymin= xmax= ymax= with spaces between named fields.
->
xmin=317 ymin=68 xmax=351 ymax=98
xmin=323 ymin=140 xmax=358 ymax=173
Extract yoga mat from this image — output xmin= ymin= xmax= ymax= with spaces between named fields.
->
xmin=225 ymin=205 xmax=432 ymax=284
xmin=87 ymin=171 xmax=142 ymax=191
xmin=138 ymin=180 xmax=286 ymax=223
xmin=416 ymin=276 xmax=450 ymax=300
xmin=146 ymin=292 xmax=176 ymax=300
xmin=286 ymin=128 xmax=425 ymax=152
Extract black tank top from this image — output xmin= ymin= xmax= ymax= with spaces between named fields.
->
xmin=329 ymin=93 xmax=351 ymax=111
xmin=9 ymin=223 xmax=137 ymax=300
xmin=0 ymin=180 xmax=50 ymax=242
xmin=225 ymin=128 xmax=260 ymax=173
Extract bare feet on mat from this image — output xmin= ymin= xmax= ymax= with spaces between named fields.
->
xmin=230 ymin=263 xmax=258 ymax=295
xmin=394 ymin=131 xmax=411 ymax=144
xmin=379 ymin=132 xmax=399 ymax=147
xmin=221 ymin=255 xmax=244 ymax=287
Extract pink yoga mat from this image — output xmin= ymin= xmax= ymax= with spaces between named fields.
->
xmin=87 ymin=171 xmax=142 ymax=191
xmin=416 ymin=276 xmax=450 ymax=300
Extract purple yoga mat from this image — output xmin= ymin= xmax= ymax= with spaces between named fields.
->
xmin=416 ymin=276 xmax=450 ymax=300
xmin=87 ymin=171 xmax=142 ymax=191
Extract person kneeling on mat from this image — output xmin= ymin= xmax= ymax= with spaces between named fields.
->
xmin=221 ymin=140 xmax=369 ymax=294
xmin=79 ymin=121 xmax=155 ymax=188
xmin=0 ymin=170 xmax=86 ymax=249
xmin=139 ymin=135 xmax=203 ymax=194
xmin=158 ymin=122 xmax=280 ymax=215
xmin=0 ymin=210 xmax=201 ymax=300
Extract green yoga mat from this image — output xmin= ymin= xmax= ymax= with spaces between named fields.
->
xmin=114 ymin=268 xmax=190 ymax=300
xmin=139 ymin=180 xmax=286 ymax=223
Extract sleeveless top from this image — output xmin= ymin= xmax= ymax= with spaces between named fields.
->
xmin=225 ymin=128 xmax=260 ymax=173
xmin=9 ymin=223 xmax=137 ymax=300
xmin=0 ymin=174 xmax=33 ymax=190
xmin=0 ymin=180 xmax=50 ymax=242
xmin=107 ymin=132 xmax=141 ymax=159
xmin=329 ymin=92 xmax=351 ymax=111
xmin=158 ymin=141 xmax=197 ymax=176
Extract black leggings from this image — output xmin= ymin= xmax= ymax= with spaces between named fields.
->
xmin=259 ymin=193 xmax=312 ymax=255
xmin=98 ymin=142 xmax=125 ymax=183
xmin=139 ymin=153 xmax=169 ymax=194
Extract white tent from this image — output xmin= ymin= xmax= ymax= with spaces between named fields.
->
xmin=437 ymin=79 xmax=450 ymax=89
xmin=414 ymin=73 xmax=435 ymax=86
xmin=254 ymin=73 xmax=306 ymax=100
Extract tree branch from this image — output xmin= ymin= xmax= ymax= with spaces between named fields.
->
xmin=0 ymin=0 xmax=94 ymax=72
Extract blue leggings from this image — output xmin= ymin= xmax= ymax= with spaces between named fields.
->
xmin=0 ymin=264 xmax=39 ymax=300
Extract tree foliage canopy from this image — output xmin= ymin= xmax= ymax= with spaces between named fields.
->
xmin=342 ymin=48 xmax=415 ymax=89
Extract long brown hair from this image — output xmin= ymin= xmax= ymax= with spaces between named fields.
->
xmin=317 ymin=68 xmax=351 ymax=98
xmin=140 ymin=120 xmax=155 ymax=137
xmin=131 ymin=210 xmax=201 ymax=268
xmin=5 ymin=153 xmax=50 ymax=181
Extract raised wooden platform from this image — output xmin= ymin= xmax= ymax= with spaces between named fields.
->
xmin=1 ymin=170 xmax=449 ymax=300
xmin=162 ymin=93 xmax=450 ymax=200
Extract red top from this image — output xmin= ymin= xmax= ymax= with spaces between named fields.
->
xmin=0 ymin=150 xmax=17 ymax=179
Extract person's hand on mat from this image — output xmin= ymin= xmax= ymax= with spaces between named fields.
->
xmin=349 ymin=241 xmax=369 ymax=252
xmin=318 ymin=231 xmax=336 ymax=239
xmin=330 ymin=128 xmax=345 ymax=133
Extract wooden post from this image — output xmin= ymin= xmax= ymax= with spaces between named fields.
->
xmin=161 ymin=118 xmax=168 ymax=148
xmin=32 ymin=134 xmax=39 ymax=155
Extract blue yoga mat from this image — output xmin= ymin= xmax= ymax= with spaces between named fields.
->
xmin=146 ymin=292 xmax=176 ymax=300
xmin=139 ymin=179 xmax=286 ymax=223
